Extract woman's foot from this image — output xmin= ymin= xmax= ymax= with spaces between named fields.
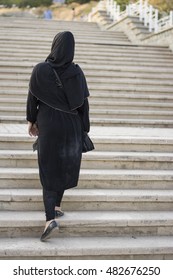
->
xmin=55 ymin=207 xmax=64 ymax=218
xmin=40 ymin=220 xmax=58 ymax=242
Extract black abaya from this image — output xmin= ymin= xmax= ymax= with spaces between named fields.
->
xmin=26 ymin=92 xmax=89 ymax=192
xmin=26 ymin=31 xmax=90 ymax=193
xmin=37 ymin=102 xmax=82 ymax=192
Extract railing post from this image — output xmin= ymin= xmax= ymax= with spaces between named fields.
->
xmin=154 ymin=9 xmax=159 ymax=32
xmin=144 ymin=0 xmax=148 ymax=27
xmin=110 ymin=0 xmax=114 ymax=18
xmin=149 ymin=5 xmax=153 ymax=32
xmin=139 ymin=0 xmax=143 ymax=21
xmin=113 ymin=1 xmax=117 ymax=21
xmin=109 ymin=0 xmax=114 ymax=19
xmin=106 ymin=0 xmax=110 ymax=15
xmin=170 ymin=11 xmax=173 ymax=26
xmin=117 ymin=5 xmax=120 ymax=20
xmin=126 ymin=4 xmax=130 ymax=16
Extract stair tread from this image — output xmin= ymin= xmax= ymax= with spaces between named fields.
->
xmin=0 ymin=210 xmax=173 ymax=226
xmin=2 ymin=116 xmax=173 ymax=125
xmin=1 ymin=150 xmax=173 ymax=160
xmin=0 ymin=167 xmax=173 ymax=173
xmin=1 ymin=91 xmax=173 ymax=96
xmin=1 ymin=107 xmax=173 ymax=115
xmin=0 ymin=124 xmax=172 ymax=136
xmin=0 ymin=236 xmax=173 ymax=257
xmin=1 ymin=188 xmax=173 ymax=201
xmin=91 ymin=118 xmax=173 ymax=123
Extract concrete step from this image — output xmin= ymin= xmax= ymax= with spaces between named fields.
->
xmin=1 ymin=88 xmax=173 ymax=99
xmin=0 ymin=28 xmax=106 ymax=35
xmin=1 ymin=90 xmax=173 ymax=102
xmin=2 ymin=72 xmax=173 ymax=86
xmin=0 ymin=116 xmax=25 ymax=124
xmin=0 ymin=107 xmax=25 ymax=116
xmin=0 ymin=35 xmax=130 ymax=45
xmin=1 ymin=52 xmax=173 ymax=63
xmin=0 ymin=134 xmax=34 ymax=150
xmin=0 ymin=35 xmax=159 ymax=45
xmin=0 ymin=133 xmax=172 ymax=152
xmin=1 ymin=150 xmax=173 ymax=170
xmin=0 ymin=25 xmax=124 ymax=33
xmin=90 ymin=92 xmax=173 ymax=102
xmin=0 ymin=188 xmax=173 ymax=211
xmin=0 ymin=65 xmax=172 ymax=78
xmin=0 ymin=168 xmax=173 ymax=189
xmin=0 ymin=20 xmax=99 ymax=28
xmin=130 ymin=24 xmax=151 ymax=32
xmin=90 ymin=100 xmax=173 ymax=110
xmin=0 ymin=18 xmax=100 ymax=28
xmin=0 ymin=210 xmax=173 ymax=238
xmin=1 ymin=115 xmax=173 ymax=127
xmin=0 ymin=125 xmax=172 ymax=153
xmin=0 ymin=43 xmax=171 ymax=57
xmin=1 ymin=93 xmax=173 ymax=107
xmin=1 ymin=62 xmax=173 ymax=74
xmin=91 ymin=118 xmax=173 ymax=128
xmin=2 ymin=87 xmax=173 ymax=97
xmin=0 ymin=236 xmax=173 ymax=259
xmin=77 ymin=58 xmax=173 ymax=67
xmin=0 ymin=97 xmax=27 ymax=106
xmin=1 ymin=69 xmax=173 ymax=80
xmin=87 ymin=77 xmax=173 ymax=86
xmin=1 ymin=57 xmax=173 ymax=67
xmin=1 ymin=107 xmax=173 ymax=121
xmin=2 ymin=73 xmax=173 ymax=90
xmin=0 ymin=25 xmax=125 ymax=35
xmin=129 ymin=22 xmax=149 ymax=30
xmin=82 ymin=109 xmax=173 ymax=120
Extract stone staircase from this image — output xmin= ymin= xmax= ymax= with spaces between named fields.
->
xmin=0 ymin=19 xmax=173 ymax=127
xmin=0 ymin=17 xmax=173 ymax=259
xmin=125 ymin=16 xmax=152 ymax=39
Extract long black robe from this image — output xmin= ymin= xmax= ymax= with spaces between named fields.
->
xmin=26 ymin=31 xmax=90 ymax=192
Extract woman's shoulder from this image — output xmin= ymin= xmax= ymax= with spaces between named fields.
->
xmin=65 ymin=63 xmax=85 ymax=77
xmin=73 ymin=63 xmax=83 ymax=73
xmin=31 ymin=62 xmax=51 ymax=79
xmin=33 ymin=62 xmax=49 ymax=71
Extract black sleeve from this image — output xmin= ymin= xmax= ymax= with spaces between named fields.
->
xmin=26 ymin=90 xmax=39 ymax=123
xmin=77 ymin=98 xmax=90 ymax=133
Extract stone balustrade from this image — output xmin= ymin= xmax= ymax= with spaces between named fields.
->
xmin=89 ymin=0 xmax=173 ymax=33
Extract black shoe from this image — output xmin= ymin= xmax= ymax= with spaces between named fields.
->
xmin=40 ymin=220 xmax=58 ymax=242
xmin=55 ymin=210 xmax=64 ymax=218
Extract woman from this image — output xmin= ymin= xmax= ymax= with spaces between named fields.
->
xmin=26 ymin=31 xmax=90 ymax=241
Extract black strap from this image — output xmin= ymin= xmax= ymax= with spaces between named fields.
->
xmin=52 ymin=68 xmax=63 ymax=88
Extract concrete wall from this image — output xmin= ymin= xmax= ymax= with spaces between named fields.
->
xmin=107 ymin=16 xmax=141 ymax=44
xmin=142 ymin=27 xmax=173 ymax=52
xmin=106 ymin=15 xmax=173 ymax=52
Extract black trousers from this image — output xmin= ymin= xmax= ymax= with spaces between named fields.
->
xmin=43 ymin=188 xmax=64 ymax=221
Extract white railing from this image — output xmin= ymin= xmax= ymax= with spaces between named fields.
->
xmin=88 ymin=0 xmax=106 ymax=22
xmin=157 ymin=10 xmax=173 ymax=32
xmin=89 ymin=0 xmax=173 ymax=33
xmin=106 ymin=0 xmax=127 ymax=21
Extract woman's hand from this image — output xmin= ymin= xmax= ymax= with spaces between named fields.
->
xmin=28 ymin=122 xmax=39 ymax=137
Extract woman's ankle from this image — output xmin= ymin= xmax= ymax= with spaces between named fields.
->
xmin=45 ymin=219 xmax=54 ymax=230
xmin=55 ymin=206 xmax=61 ymax=211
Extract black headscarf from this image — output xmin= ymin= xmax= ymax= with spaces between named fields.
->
xmin=46 ymin=31 xmax=75 ymax=70
xmin=29 ymin=31 xmax=89 ymax=113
